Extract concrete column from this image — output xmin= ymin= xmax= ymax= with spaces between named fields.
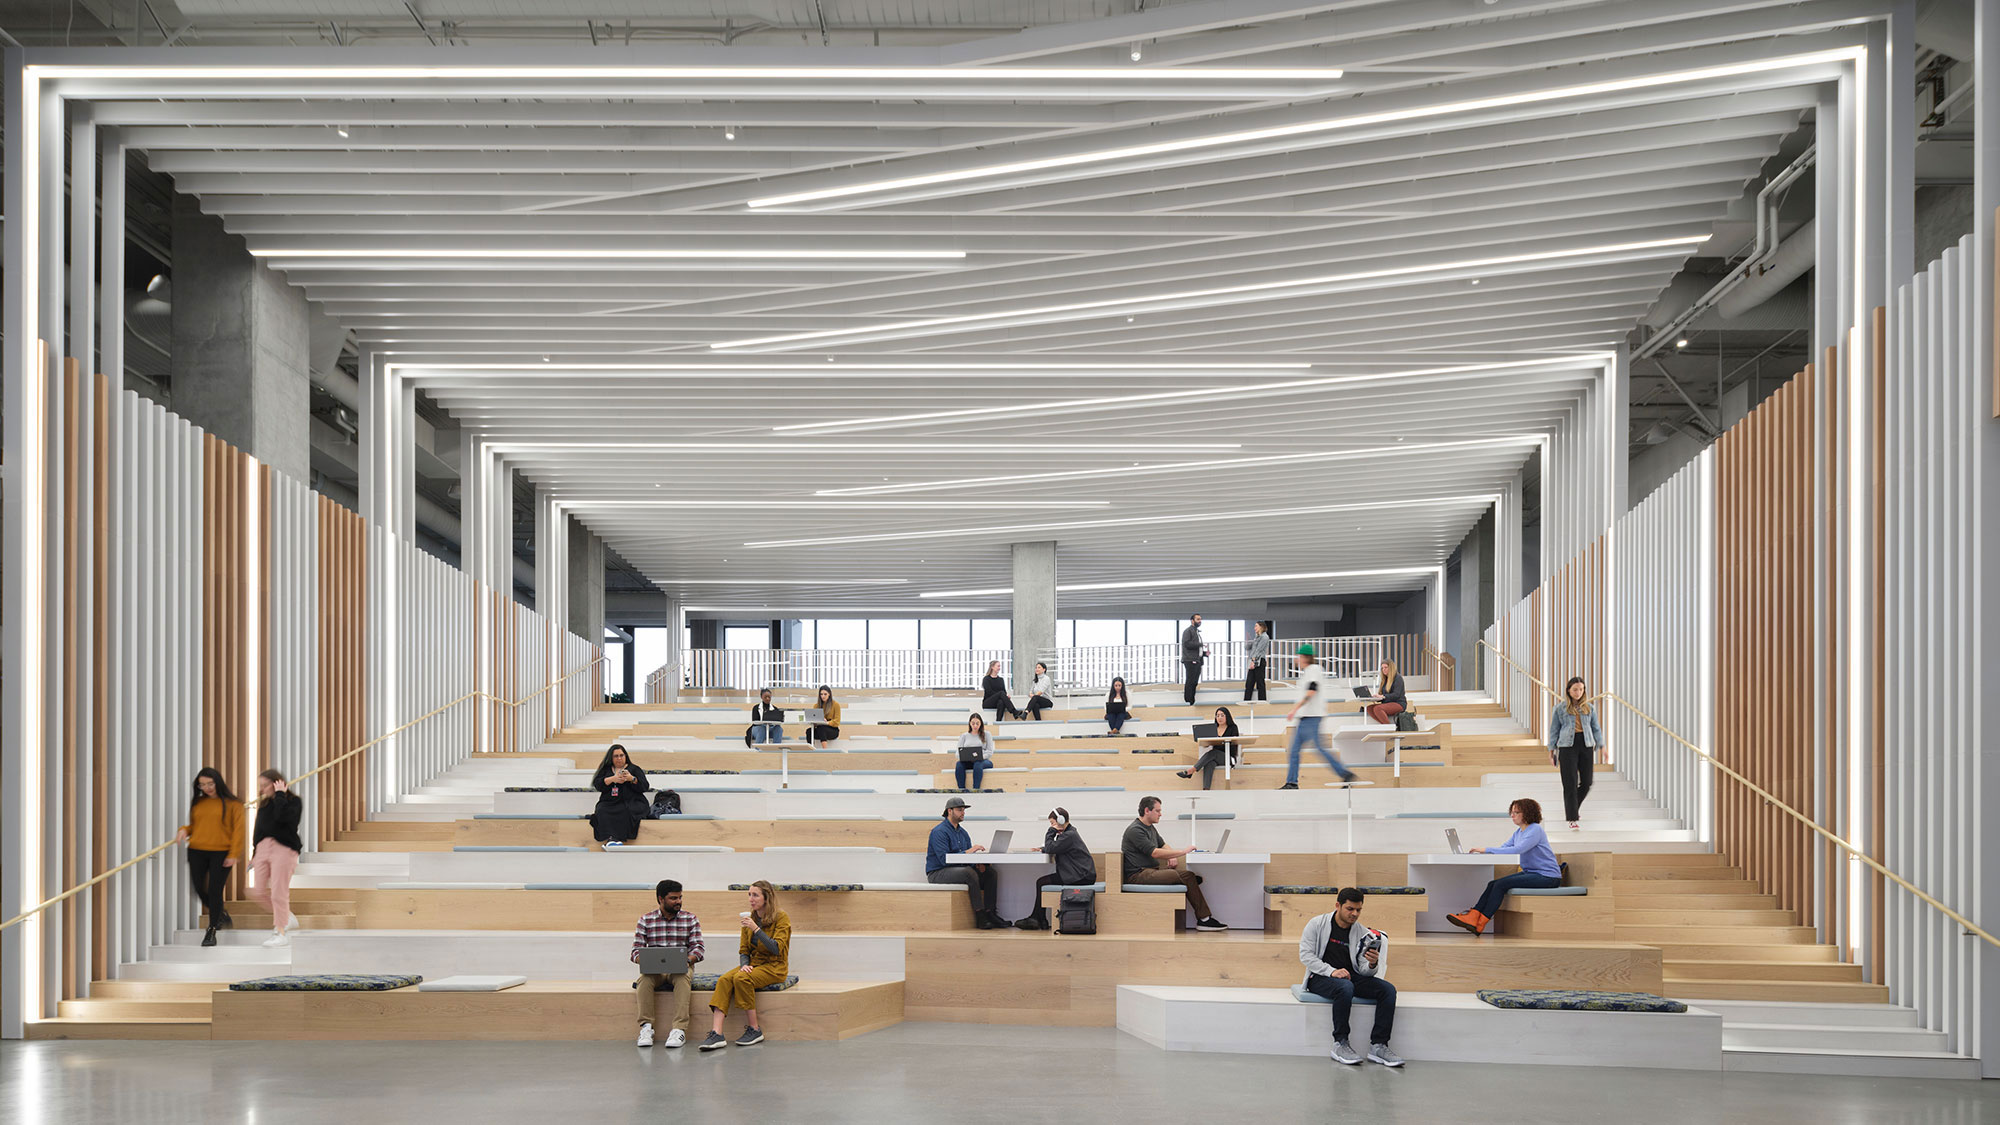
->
xmin=567 ymin=519 xmax=605 ymax=645
xmin=168 ymin=195 xmax=310 ymax=482
xmin=1010 ymin=541 xmax=1058 ymax=689
xmin=661 ymin=594 xmax=684 ymax=702
xmin=1453 ymin=509 xmax=1494 ymax=691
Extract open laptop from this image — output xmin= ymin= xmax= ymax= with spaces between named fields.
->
xmin=638 ymin=946 xmax=690 ymax=975
xmin=1352 ymin=686 xmax=1374 ymax=699
xmin=799 ymin=708 xmax=827 ymax=724
xmin=1445 ymin=828 xmax=1463 ymax=855
xmin=988 ymin=829 xmax=1013 ymax=854
xmin=1211 ymin=829 xmax=1232 ymax=854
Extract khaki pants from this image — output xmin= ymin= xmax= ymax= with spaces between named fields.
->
xmin=710 ymin=964 xmax=788 ymax=1014
xmin=637 ymin=972 xmax=694 ymax=1031
xmin=1126 ymin=866 xmax=1213 ymax=921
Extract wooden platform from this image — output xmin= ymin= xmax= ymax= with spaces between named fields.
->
xmin=348 ymin=886 xmax=973 ymax=932
xmin=210 ymin=978 xmax=904 ymax=1042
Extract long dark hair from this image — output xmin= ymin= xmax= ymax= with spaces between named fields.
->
xmin=1212 ymin=706 xmax=1239 ymax=736
xmin=592 ymin=743 xmax=633 ymax=781
xmin=817 ymin=685 xmax=834 ymax=706
xmin=1107 ymin=676 xmax=1127 ymax=703
xmin=190 ymin=767 xmax=238 ymax=808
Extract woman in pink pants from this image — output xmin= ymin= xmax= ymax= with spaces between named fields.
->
xmin=251 ymin=769 xmax=304 ymax=948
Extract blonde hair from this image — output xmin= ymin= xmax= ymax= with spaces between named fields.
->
xmin=1378 ymin=660 xmax=1398 ymax=692
xmin=1564 ymin=676 xmax=1593 ymax=718
xmin=749 ymin=879 xmax=779 ymax=927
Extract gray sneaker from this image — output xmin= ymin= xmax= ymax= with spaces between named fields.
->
xmin=1330 ymin=1039 xmax=1363 ymax=1065
xmin=698 ymin=1031 xmax=728 ymax=1051
xmin=1368 ymin=1043 xmax=1405 ymax=1068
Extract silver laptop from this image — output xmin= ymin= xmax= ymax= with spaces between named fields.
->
xmin=800 ymin=708 xmax=827 ymax=724
xmin=989 ymin=829 xmax=1013 ymax=854
xmin=638 ymin=946 xmax=690 ymax=975
xmin=1212 ymin=829 xmax=1231 ymax=854
xmin=1446 ymin=828 xmax=1463 ymax=855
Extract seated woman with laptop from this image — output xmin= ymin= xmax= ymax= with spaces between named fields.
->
xmin=1177 ymin=706 xmax=1242 ymax=790
xmin=956 ymin=713 xmax=995 ymax=790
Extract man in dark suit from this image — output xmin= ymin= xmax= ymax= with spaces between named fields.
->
xmin=1181 ymin=614 xmax=1205 ymax=705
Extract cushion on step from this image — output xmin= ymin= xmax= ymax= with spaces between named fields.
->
xmin=453 ymin=846 xmax=588 ymax=853
xmin=1264 ymin=885 xmax=1426 ymax=895
xmin=1476 ymin=989 xmax=1686 ymax=1013
xmin=417 ymin=975 xmax=526 ymax=992
xmin=501 ymin=787 xmax=592 ymax=793
xmin=231 ymin=974 xmax=422 ymax=992
xmin=1175 ymin=812 xmax=1236 ymax=820
xmin=473 ymin=814 xmax=585 ymax=820
xmin=727 ymin=883 xmax=862 ymax=892
xmin=901 ymin=813 xmax=1006 ymax=820
xmin=1026 ymin=786 xmax=1126 ymax=792
xmin=1507 ymin=886 xmax=1589 ymax=896
xmin=1123 ymin=884 xmax=1187 ymax=894
xmin=905 ymin=789 xmax=1007 ymax=795
xmin=523 ymin=882 xmax=654 ymax=891
xmin=651 ymin=813 xmax=723 ymax=820
xmin=1039 ymin=883 xmax=1106 ymax=894
xmin=1389 ymin=811 xmax=1510 ymax=818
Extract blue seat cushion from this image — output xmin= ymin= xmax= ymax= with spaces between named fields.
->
xmin=651 ymin=813 xmax=722 ymax=820
xmin=453 ymin=846 xmax=586 ymax=853
xmin=727 ymin=883 xmax=861 ymax=892
xmin=1040 ymin=883 xmax=1106 ymax=893
xmin=523 ymin=882 xmax=654 ymax=891
xmin=901 ymin=813 xmax=1005 ymax=820
xmin=231 ymin=974 xmax=421 ymax=992
xmin=1123 ymin=884 xmax=1186 ymax=894
xmin=1388 ymin=811 xmax=1511 ymax=818
xmin=773 ymin=787 xmax=877 ymax=794
xmin=1477 ymin=989 xmax=1686 ymax=1013
xmin=906 ymin=788 xmax=1006 ymax=794
xmin=741 ymin=769 xmax=830 ymax=776
xmin=1291 ymin=983 xmax=1378 ymax=1005
xmin=502 ymin=787 xmax=591 ymax=793
xmin=1508 ymin=886 xmax=1589 ymax=897
xmin=1175 ymin=812 xmax=1235 ymax=820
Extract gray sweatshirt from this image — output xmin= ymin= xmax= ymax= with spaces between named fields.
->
xmin=1299 ymin=911 xmax=1388 ymax=982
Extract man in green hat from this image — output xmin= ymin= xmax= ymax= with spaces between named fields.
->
xmin=1280 ymin=644 xmax=1358 ymax=789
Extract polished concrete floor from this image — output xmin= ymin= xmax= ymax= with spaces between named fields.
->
xmin=2 ymin=1024 xmax=1995 ymax=1124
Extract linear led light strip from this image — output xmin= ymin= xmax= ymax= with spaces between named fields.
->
xmin=716 ymin=238 xmax=1707 ymax=351
xmin=250 ymin=248 xmax=967 ymax=260
xmin=922 ymin=567 xmax=1441 ymax=598
xmin=745 ymin=492 xmax=1496 ymax=550
xmin=746 ymin=48 xmax=1859 ymax=210
xmin=569 ymin=499 xmax=1111 ymax=508
xmin=657 ymin=579 xmax=909 ymax=585
xmin=33 ymin=65 xmax=1344 ymax=80
xmin=398 ymin=362 xmax=1312 ymax=372
xmin=483 ymin=442 xmax=1246 ymax=453
xmin=816 ymin=437 xmax=1540 ymax=497
xmin=779 ymin=356 xmax=1605 ymax=436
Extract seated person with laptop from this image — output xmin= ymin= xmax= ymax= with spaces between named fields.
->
xmin=956 ymin=713 xmax=995 ymax=790
xmin=745 ymin=688 xmax=784 ymax=748
xmin=1122 ymin=796 xmax=1229 ymax=930
xmin=632 ymin=878 xmax=706 ymax=1048
xmin=1176 ymin=706 xmax=1241 ymax=790
xmin=926 ymin=797 xmax=1005 ymax=929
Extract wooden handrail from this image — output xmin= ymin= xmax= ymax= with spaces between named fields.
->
xmin=0 ymin=655 xmax=604 ymax=935
xmin=1476 ymin=638 xmax=1998 ymax=952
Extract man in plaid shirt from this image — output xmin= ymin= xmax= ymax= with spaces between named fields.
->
xmin=632 ymin=878 xmax=705 ymax=1048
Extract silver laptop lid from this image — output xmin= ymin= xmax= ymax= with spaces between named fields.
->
xmin=989 ymin=829 xmax=1013 ymax=854
xmin=800 ymin=708 xmax=827 ymax=724
xmin=1446 ymin=827 xmax=1463 ymax=854
xmin=638 ymin=946 xmax=690 ymax=975
xmin=1213 ymin=829 xmax=1231 ymax=854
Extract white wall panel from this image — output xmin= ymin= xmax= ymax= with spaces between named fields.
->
xmin=267 ymin=473 xmax=319 ymax=850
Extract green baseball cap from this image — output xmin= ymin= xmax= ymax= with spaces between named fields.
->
xmin=1296 ymin=643 xmax=1316 ymax=657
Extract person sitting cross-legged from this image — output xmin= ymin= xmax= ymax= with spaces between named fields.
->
xmin=631 ymin=878 xmax=705 ymax=1049
xmin=1300 ymin=887 xmax=1403 ymax=1068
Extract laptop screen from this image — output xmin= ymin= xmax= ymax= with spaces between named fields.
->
xmin=989 ymin=830 xmax=1013 ymax=854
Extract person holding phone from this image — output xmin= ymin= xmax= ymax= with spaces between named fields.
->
xmin=956 ymin=713 xmax=994 ymax=790
xmin=589 ymin=744 xmax=650 ymax=847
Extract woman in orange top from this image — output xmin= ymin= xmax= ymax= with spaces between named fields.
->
xmin=174 ymin=767 xmax=243 ymax=947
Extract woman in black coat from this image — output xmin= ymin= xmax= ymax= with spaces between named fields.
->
xmin=1178 ymin=706 xmax=1241 ymax=790
xmin=981 ymin=660 xmax=1026 ymax=722
xmin=1017 ymin=808 xmax=1095 ymax=930
xmin=590 ymin=743 xmax=650 ymax=847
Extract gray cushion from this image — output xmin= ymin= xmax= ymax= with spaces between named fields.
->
xmin=231 ymin=974 xmax=421 ymax=992
xmin=1040 ymin=883 xmax=1106 ymax=893
xmin=1477 ymin=989 xmax=1686 ymax=1013
xmin=523 ymin=882 xmax=653 ymax=891
xmin=473 ymin=814 xmax=583 ymax=820
xmin=1508 ymin=886 xmax=1589 ymax=896
xmin=1123 ymin=884 xmax=1186 ymax=894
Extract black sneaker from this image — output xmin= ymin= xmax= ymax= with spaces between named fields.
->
xmin=974 ymin=913 xmax=995 ymax=930
xmin=1195 ymin=917 xmax=1230 ymax=931
xmin=216 ymin=913 xmax=233 ymax=930
xmin=698 ymin=1031 xmax=728 ymax=1051
xmin=200 ymin=927 xmax=217 ymax=947
xmin=1277 ymin=782 xmax=1299 ymax=790
xmin=736 ymin=1027 xmax=765 ymax=1047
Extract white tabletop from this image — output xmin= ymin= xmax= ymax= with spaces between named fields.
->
xmin=947 ymin=852 xmax=1053 ymax=865
xmin=1408 ymin=853 xmax=1523 ymax=866
xmin=1183 ymin=853 xmax=1271 ymax=864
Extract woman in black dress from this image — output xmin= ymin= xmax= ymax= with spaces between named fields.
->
xmin=981 ymin=660 xmax=1026 ymax=722
xmin=590 ymin=743 xmax=650 ymax=847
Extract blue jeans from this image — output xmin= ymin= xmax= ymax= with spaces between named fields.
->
xmin=955 ymin=760 xmax=989 ymax=790
xmin=1106 ymin=708 xmax=1126 ymax=733
xmin=750 ymin=723 xmax=782 ymax=745
xmin=1305 ymin=973 xmax=1396 ymax=1045
xmin=1473 ymin=870 xmax=1562 ymax=918
xmin=1285 ymin=716 xmax=1356 ymax=784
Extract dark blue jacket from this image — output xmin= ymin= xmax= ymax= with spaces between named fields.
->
xmin=926 ymin=818 xmax=973 ymax=874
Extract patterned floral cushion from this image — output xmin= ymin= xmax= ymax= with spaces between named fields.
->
xmin=905 ymin=788 xmax=1005 ymax=794
xmin=726 ymin=883 xmax=862 ymax=892
xmin=230 ymin=974 xmax=422 ymax=992
xmin=1476 ymin=989 xmax=1688 ymax=1013
xmin=639 ymin=975 xmax=800 ymax=993
xmin=1264 ymin=885 xmax=1426 ymax=895
xmin=1130 ymin=749 xmax=1176 ymax=754
xmin=502 ymin=787 xmax=593 ymax=792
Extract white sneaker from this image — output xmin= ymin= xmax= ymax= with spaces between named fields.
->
xmin=636 ymin=1023 xmax=655 ymax=1048
xmin=664 ymin=1029 xmax=686 ymax=1048
xmin=262 ymin=932 xmax=291 ymax=948
xmin=1569 ymin=821 xmax=1581 ymax=832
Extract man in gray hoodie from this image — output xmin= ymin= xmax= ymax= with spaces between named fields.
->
xmin=1299 ymin=887 xmax=1403 ymax=1067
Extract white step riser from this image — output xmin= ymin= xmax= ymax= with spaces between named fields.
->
xmin=1722 ymin=1047 xmax=1981 ymax=1080
xmin=145 ymin=945 xmax=291 ymax=966
xmin=283 ymin=931 xmax=903 ymax=983
xmin=1692 ymin=999 xmax=1924 ymax=1028
xmin=1723 ymin=1025 xmax=1953 ymax=1052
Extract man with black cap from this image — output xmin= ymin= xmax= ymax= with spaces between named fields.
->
xmin=926 ymin=796 xmax=1003 ymax=929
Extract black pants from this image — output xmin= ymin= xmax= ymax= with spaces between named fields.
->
xmin=1243 ymin=661 xmax=1267 ymax=701
xmin=1029 ymin=872 xmax=1065 ymax=924
xmin=929 ymin=864 xmax=999 ymax=916
xmin=1191 ymin=745 xmax=1236 ymax=789
xmin=187 ymin=848 xmax=230 ymax=926
xmin=1558 ymin=735 xmax=1595 ymax=822
xmin=1025 ymin=695 xmax=1054 ymax=719
xmin=811 ymin=724 xmax=840 ymax=744
xmin=1305 ymin=972 xmax=1397 ymax=1045
xmin=985 ymin=696 xmax=1017 ymax=721
xmin=1183 ymin=662 xmax=1202 ymax=705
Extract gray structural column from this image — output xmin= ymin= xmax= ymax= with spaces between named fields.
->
xmin=167 ymin=195 xmax=311 ymax=482
xmin=1010 ymin=541 xmax=1057 ymax=689
xmin=96 ymin=126 xmax=123 ymax=394
xmin=659 ymin=594 xmax=684 ymax=702
xmin=567 ymin=519 xmax=605 ymax=646
xmin=1972 ymin=0 xmax=1999 ymax=1079
xmin=1454 ymin=510 xmax=1494 ymax=691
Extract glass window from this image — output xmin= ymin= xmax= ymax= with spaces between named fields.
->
xmin=970 ymin=618 xmax=1010 ymax=651
xmin=633 ymin=627 xmax=669 ymax=680
xmin=1073 ymin=619 xmax=1124 ymax=647
xmin=814 ymin=618 xmax=867 ymax=650
xmin=920 ymin=619 xmax=971 ymax=649
xmin=603 ymin=642 xmax=627 ymax=697
xmin=683 ymin=625 xmax=692 ymax=654
xmin=868 ymin=619 xmax=919 ymax=650
xmin=1125 ymin=619 xmax=1176 ymax=646
xmin=1056 ymin=619 xmax=1076 ymax=649
xmin=724 ymin=625 xmax=769 ymax=650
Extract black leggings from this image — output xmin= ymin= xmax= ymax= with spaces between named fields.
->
xmin=1243 ymin=662 xmax=1267 ymax=701
xmin=188 ymin=848 xmax=230 ymax=925
xmin=1558 ymin=735 xmax=1595 ymax=822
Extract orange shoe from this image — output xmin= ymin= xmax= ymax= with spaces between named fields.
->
xmin=1446 ymin=909 xmax=1489 ymax=935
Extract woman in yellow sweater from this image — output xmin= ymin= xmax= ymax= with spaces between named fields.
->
xmin=174 ymin=767 xmax=244 ymax=947
xmin=698 ymin=880 xmax=792 ymax=1051
xmin=809 ymin=685 xmax=842 ymax=745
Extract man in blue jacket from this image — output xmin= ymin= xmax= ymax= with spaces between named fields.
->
xmin=926 ymin=797 xmax=1002 ymax=929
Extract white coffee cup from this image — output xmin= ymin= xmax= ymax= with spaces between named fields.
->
xmin=740 ymin=911 xmax=752 ymax=922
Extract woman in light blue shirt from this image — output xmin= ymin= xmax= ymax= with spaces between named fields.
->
xmin=1445 ymin=798 xmax=1561 ymax=935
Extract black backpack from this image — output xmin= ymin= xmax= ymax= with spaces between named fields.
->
xmin=1057 ymin=888 xmax=1097 ymax=936
xmin=648 ymin=790 xmax=682 ymax=819
xmin=1394 ymin=711 xmax=1420 ymax=733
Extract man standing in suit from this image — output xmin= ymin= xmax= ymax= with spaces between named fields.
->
xmin=1181 ymin=614 xmax=1205 ymax=705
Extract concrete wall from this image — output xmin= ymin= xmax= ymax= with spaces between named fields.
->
xmin=566 ymin=520 xmax=605 ymax=645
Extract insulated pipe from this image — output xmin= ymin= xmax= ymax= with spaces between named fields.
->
xmin=1715 ymin=219 xmax=1817 ymax=319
